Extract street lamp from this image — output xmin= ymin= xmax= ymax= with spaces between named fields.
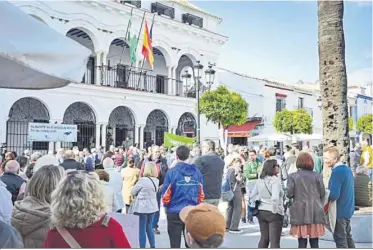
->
xmin=182 ymin=61 xmax=216 ymax=144
xmin=317 ymin=96 xmax=322 ymax=110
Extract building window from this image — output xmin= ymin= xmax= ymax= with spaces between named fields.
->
xmin=298 ymin=97 xmax=304 ymax=109
xmin=276 ymin=98 xmax=286 ymax=112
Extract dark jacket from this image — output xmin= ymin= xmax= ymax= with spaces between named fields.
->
xmin=140 ymin=156 xmax=168 ymax=186
xmin=162 ymin=162 xmax=204 ymax=214
xmin=354 ymin=173 xmax=372 ymax=207
xmin=287 ymin=169 xmax=326 ymax=225
xmin=194 ymin=152 xmax=224 ymax=200
xmin=60 ymin=159 xmax=85 ymax=171
xmin=0 ymin=173 xmax=26 ymax=204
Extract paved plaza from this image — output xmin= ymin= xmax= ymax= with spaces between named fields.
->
xmin=153 ymin=207 xmax=372 ymax=249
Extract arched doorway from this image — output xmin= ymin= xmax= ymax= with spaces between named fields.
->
xmin=62 ymin=102 xmax=96 ymax=150
xmin=144 ymin=110 xmax=168 ymax=146
xmin=176 ymin=112 xmax=197 ymax=138
xmin=107 ymin=106 xmax=135 ymax=149
xmin=106 ymin=38 xmax=130 ymax=88
xmin=66 ymin=28 xmax=95 ymax=84
xmin=6 ymin=97 xmax=50 ymax=155
xmin=176 ymin=55 xmax=196 ymax=97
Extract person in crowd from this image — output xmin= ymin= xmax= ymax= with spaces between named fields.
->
xmin=0 ymin=220 xmax=24 ymax=248
xmin=225 ymin=157 xmax=245 ymax=233
xmin=360 ymin=140 xmax=373 ymax=178
xmin=11 ymin=165 xmax=64 ymax=248
xmin=162 ymin=145 xmax=204 ymax=248
xmin=91 ymin=148 xmax=100 ymax=168
xmin=303 ymin=147 xmax=323 ymax=174
xmin=140 ymin=145 xmax=168 ymax=235
xmin=191 ymin=146 xmax=202 ymax=162
xmin=0 ymin=160 xmax=26 ymax=204
xmin=283 ymin=149 xmax=297 ymax=175
xmin=122 ymin=137 xmax=132 ymax=151
xmin=83 ymin=148 xmax=94 ymax=172
xmin=179 ymin=203 xmax=226 ymax=248
xmin=136 ymin=150 xmax=146 ymax=169
xmin=113 ymin=148 xmax=125 ymax=169
xmin=103 ymin=158 xmax=124 ymax=213
xmin=43 ymin=171 xmax=131 ymax=248
xmin=194 ymin=140 xmax=224 ymax=207
xmin=5 ymin=152 xmax=15 ymax=161
xmin=250 ymin=159 xmax=284 ymax=248
xmin=324 ymin=147 xmax=355 ymax=248
xmin=95 ymin=169 xmax=118 ymax=212
xmin=131 ymin=162 xmax=159 ymax=248
xmin=56 ymin=149 xmax=64 ymax=165
xmin=121 ymin=158 xmax=140 ymax=213
xmin=354 ymin=166 xmax=372 ymax=207
xmin=287 ymin=152 xmax=326 ymax=248
xmin=0 ymin=179 xmax=12 ymax=224
xmin=16 ymin=156 xmax=28 ymax=179
xmin=60 ymin=150 xmax=85 ymax=172
xmin=25 ymin=152 xmax=43 ymax=179
xmin=350 ymin=145 xmax=362 ymax=173
xmin=244 ymin=150 xmax=261 ymax=224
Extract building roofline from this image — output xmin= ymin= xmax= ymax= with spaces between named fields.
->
xmin=169 ymin=0 xmax=223 ymax=21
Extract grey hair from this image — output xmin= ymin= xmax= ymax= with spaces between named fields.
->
xmin=102 ymin=157 xmax=114 ymax=169
xmin=356 ymin=166 xmax=369 ymax=175
xmin=50 ymin=171 xmax=106 ymax=229
xmin=33 ymin=155 xmax=59 ymax=173
xmin=5 ymin=160 xmax=20 ymax=174
xmin=30 ymin=152 xmax=43 ymax=162
xmin=27 ymin=165 xmax=64 ymax=204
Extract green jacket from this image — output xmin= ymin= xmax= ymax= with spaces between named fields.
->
xmin=243 ymin=159 xmax=261 ymax=181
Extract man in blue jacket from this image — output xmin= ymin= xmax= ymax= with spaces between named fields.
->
xmin=162 ymin=145 xmax=205 ymax=248
xmin=324 ymin=146 xmax=355 ymax=248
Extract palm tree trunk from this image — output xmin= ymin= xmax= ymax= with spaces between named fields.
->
xmin=318 ymin=1 xmax=350 ymax=168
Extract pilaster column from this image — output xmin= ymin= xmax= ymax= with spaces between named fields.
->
xmin=139 ymin=125 xmax=145 ymax=149
xmin=102 ymin=52 xmax=108 ymax=66
xmin=135 ymin=125 xmax=140 ymax=146
xmin=95 ymin=52 xmax=102 ymax=85
xmin=167 ymin=67 xmax=173 ymax=95
xmin=95 ymin=123 xmax=101 ymax=148
xmin=102 ymin=123 xmax=107 ymax=150
xmin=172 ymin=67 xmax=177 ymax=95
xmin=168 ymin=126 xmax=175 ymax=134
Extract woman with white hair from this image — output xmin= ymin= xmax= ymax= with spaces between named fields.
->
xmin=11 ymin=165 xmax=64 ymax=248
xmin=43 ymin=171 xmax=131 ymax=248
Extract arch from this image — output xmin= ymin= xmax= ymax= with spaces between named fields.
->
xmin=16 ymin=5 xmax=54 ymax=27
xmin=63 ymin=20 xmax=101 ymax=52
xmin=175 ymin=49 xmax=200 ymax=66
xmin=176 ymin=112 xmax=197 ymax=137
xmin=62 ymin=102 xmax=96 ymax=150
xmin=144 ymin=109 xmax=169 ymax=146
xmin=63 ymin=102 xmax=96 ymax=124
xmin=107 ymin=106 xmax=136 ymax=148
xmin=153 ymin=45 xmax=172 ymax=67
xmin=8 ymin=97 xmax=50 ymax=121
xmin=6 ymin=97 xmax=50 ymax=155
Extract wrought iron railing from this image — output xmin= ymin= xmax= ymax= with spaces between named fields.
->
xmin=98 ymin=65 xmax=184 ymax=96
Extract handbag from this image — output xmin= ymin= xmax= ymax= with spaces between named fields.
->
xmin=221 ymin=173 xmax=238 ymax=202
xmin=57 ymin=227 xmax=81 ymax=248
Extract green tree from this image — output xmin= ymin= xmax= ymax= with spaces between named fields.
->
xmin=200 ymin=85 xmax=248 ymax=147
xmin=356 ymin=114 xmax=373 ymax=134
xmin=349 ymin=117 xmax=354 ymax=131
xmin=273 ymin=109 xmax=313 ymax=134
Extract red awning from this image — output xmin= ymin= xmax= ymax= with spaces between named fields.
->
xmin=227 ymin=120 xmax=260 ymax=138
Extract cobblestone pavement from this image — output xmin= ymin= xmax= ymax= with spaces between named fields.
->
xmin=151 ymin=207 xmax=373 ymax=249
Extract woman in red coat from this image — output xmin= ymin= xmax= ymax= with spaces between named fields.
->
xmin=43 ymin=171 xmax=131 ymax=248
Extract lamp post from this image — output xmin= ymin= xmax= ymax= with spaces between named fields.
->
xmin=182 ymin=61 xmax=215 ymax=144
xmin=317 ymin=96 xmax=322 ymax=110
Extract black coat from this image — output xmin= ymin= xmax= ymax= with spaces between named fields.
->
xmin=60 ymin=159 xmax=85 ymax=171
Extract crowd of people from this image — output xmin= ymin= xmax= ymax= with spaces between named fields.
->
xmin=0 ymin=139 xmax=371 ymax=248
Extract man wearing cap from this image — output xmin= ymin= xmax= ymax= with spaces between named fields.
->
xmin=180 ymin=203 xmax=226 ymax=248
xmin=162 ymin=145 xmax=204 ymax=248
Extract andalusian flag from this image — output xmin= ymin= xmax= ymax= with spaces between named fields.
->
xmin=141 ymin=20 xmax=154 ymax=69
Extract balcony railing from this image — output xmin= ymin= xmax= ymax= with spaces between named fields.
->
xmin=294 ymin=106 xmax=313 ymax=117
xmin=116 ymin=0 xmax=141 ymax=8
xmin=182 ymin=13 xmax=203 ymax=28
xmin=151 ymin=2 xmax=175 ymax=19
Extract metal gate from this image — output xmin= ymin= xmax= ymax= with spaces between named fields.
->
xmin=61 ymin=122 xmax=96 ymax=150
xmin=6 ymin=120 xmax=49 ymax=156
xmin=144 ymin=109 xmax=169 ymax=146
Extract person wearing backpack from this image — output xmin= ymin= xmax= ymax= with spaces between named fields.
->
xmin=162 ymin=146 xmax=204 ymax=248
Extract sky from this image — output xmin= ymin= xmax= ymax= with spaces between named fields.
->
xmin=191 ymin=1 xmax=372 ymax=86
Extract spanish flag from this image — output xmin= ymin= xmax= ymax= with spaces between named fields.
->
xmin=141 ymin=21 xmax=154 ymax=69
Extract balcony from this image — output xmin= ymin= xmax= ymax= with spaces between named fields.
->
xmin=80 ymin=65 xmax=187 ymax=97
xmin=182 ymin=13 xmax=203 ymax=28
xmin=151 ymin=2 xmax=175 ymax=19
xmin=294 ymin=106 xmax=313 ymax=117
xmin=116 ymin=0 xmax=141 ymax=8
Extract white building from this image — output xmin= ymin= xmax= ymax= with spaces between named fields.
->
xmin=215 ymin=68 xmax=372 ymax=147
xmin=1 ymin=0 xmax=227 ymax=155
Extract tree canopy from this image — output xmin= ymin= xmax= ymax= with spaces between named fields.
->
xmin=199 ymin=85 xmax=248 ymax=128
xmin=273 ymin=109 xmax=313 ymax=134
xmin=356 ymin=114 xmax=373 ymax=134
xmin=348 ymin=117 xmax=354 ymax=131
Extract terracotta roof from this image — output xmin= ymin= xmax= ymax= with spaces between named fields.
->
xmin=169 ymin=0 xmax=222 ymax=21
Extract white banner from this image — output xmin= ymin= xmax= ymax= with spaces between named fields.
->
xmin=27 ymin=123 xmax=77 ymax=142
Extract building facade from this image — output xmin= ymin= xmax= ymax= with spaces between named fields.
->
xmin=1 ymin=0 xmax=227 ymax=154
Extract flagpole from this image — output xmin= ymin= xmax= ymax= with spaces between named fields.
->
xmin=118 ymin=7 xmax=134 ymax=66
xmin=126 ymin=11 xmax=146 ymax=85
xmin=136 ymin=13 xmax=156 ymax=89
